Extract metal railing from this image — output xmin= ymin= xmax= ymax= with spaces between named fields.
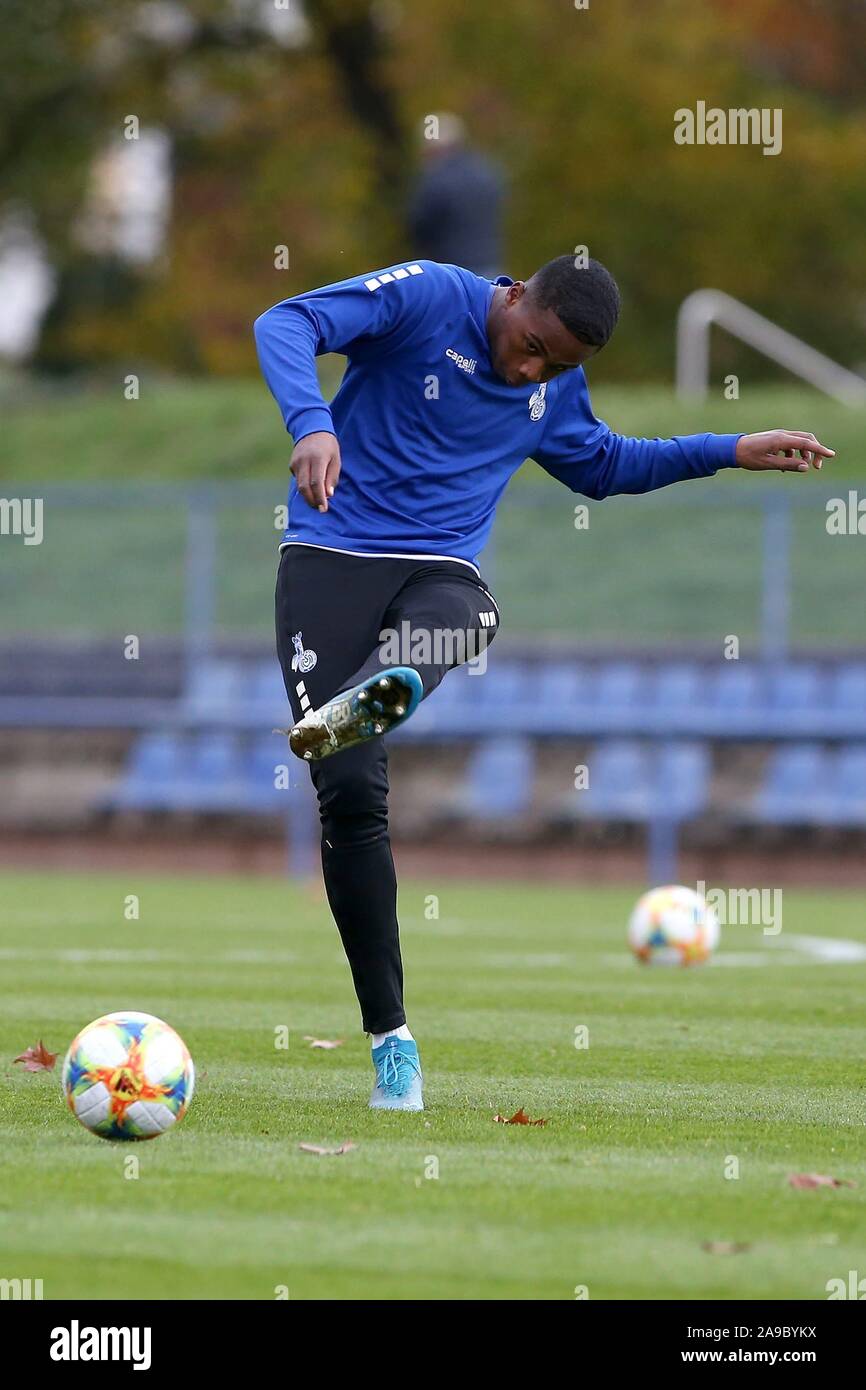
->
xmin=676 ymin=288 xmax=866 ymax=405
xmin=1 ymin=480 xmax=864 ymax=659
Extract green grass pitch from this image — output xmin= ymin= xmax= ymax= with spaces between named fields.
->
xmin=1 ymin=869 xmax=864 ymax=1301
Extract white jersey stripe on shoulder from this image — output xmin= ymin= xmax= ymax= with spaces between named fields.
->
xmin=364 ymin=263 xmax=423 ymax=292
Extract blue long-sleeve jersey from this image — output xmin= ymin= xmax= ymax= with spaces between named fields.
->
xmin=254 ymin=260 xmax=741 ymax=571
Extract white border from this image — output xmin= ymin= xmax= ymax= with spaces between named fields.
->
xmin=279 ymin=540 xmax=481 ymax=578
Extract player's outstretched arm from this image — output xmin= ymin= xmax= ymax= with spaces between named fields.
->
xmin=533 ymin=390 xmax=835 ymax=499
xmin=734 ymin=430 xmax=834 ymax=472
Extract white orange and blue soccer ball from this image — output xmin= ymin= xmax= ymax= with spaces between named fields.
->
xmin=627 ymin=884 xmax=720 ymax=966
xmin=62 ymin=1011 xmax=195 ymax=1141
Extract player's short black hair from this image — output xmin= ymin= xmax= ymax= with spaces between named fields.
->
xmin=527 ymin=254 xmax=621 ymax=349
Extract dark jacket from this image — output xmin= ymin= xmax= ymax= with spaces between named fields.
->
xmin=407 ymin=148 xmax=505 ymax=276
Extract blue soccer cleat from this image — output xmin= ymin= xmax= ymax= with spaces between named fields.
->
xmin=287 ymin=667 xmax=423 ymax=762
xmin=369 ymin=1035 xmax=424 ymax=1111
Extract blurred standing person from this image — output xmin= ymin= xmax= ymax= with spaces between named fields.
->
xmin=407 ymin=113 xmax=505 ymax=278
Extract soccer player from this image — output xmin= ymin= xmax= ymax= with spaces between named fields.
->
xmin=254 ymin=254 xmax=833 ymax=1112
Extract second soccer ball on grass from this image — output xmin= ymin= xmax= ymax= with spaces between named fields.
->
xmin=627 ymin=884 xmax=720 ymax=966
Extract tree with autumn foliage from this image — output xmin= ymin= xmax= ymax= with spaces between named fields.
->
xmin=2 ymin=0 xmax=864 ymax=381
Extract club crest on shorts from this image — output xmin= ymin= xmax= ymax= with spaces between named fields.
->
xmin=528 ymin=382 xmax=547 ymax=421
xmin=290 ymin=631 xmax=317 ymax=673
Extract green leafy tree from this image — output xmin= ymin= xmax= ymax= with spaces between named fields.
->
xmin=2 ymin=0 xmax=864 ymax=381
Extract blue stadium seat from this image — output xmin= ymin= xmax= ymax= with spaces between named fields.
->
xmin=753 ymin=743 xmax=832 ymax=824
xmin=110 ymin=729 xmax=299 ymax=817
xmin=570 ymin=739 xmax=652 ymax=820
xmin=583 ymin=662 xmax=646 ymax=734
xmin=708 ymin=663 xmax=763 ymax=735
xmin=540 ymin=662 xmax=590 ymax=736
xmin=390 ymin=661 xmax=474 ymax=738
xmin=181 ymin=732 xmax=246 ymax=812
xmin=128 ymin=732 xmax=182 ymax=781
xmin=825 ymin=744 xmax=866 ymax=827
xmin=653 ymin=662 xmax=702 ymax=710
xmin=826 ymin=664 xmax=866 ymax=737
xmin=245 ymin=734 xmax=293 ymax=813
xmin=247 ymin=660 xmax=289 ymax=712
xmin=180 ymin=660 xmax=245 ymax=724
xmin=594 ymin=661 xmax=643 ymax=709
xmin=710 ymin=661 xmax=762 ymax=707
xmin=767 ymin=663 xmax=822 ymax=710
xmin=658 ymin=741 xmax=711 ymax=818
xmin=460 ymin=735 xmax=535 ymax=819
xmin=544 ymin=661 xmax=589 ymax=701
xmin=190 ymin=730 xmax=242 ymax=779
xmin=648 ymin=662 xmax=704 ymax=734
xmin=831 ymin=663 xmax=866 ymax=712
xmin=766 ymin=663 xmax=824 ymax=736
xmin=564 ymin=738 xmax=709 ymax=822
xmin=238 ymin=660 xmax=291 ymax=731
xmin=109 ymin=732 xmax=187 ymax=810
xmin=459 ymin=661 xmax=524 ymax=735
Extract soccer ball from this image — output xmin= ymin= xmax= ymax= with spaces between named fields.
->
xmin=62 ymin=1011 xmax=195 ymax=1141
xmin=627 ymin=884 xmax=720 ymax=966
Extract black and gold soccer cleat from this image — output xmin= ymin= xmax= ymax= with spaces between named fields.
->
xmin=284 ymin=667 xmax=423 ymax=762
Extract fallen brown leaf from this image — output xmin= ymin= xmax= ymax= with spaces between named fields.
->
xmin=298 ymin=1141 xmax=357 ymax=1157
xmin=702 ymin=1241 xmax=752 ymax=1255
xmin=13 ymin=1040 xmax=57 ymax=1072
xmin=788 ymin=1173 xmax=856 ymax=1190
xmin=493 ymin=1107 xmax=547 ymax=1126
xmin=302 ymin=1036 xmax=344 ymax=1050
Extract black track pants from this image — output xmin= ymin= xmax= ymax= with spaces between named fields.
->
xmin=275 ymin=543 xmax=499 ymax=1032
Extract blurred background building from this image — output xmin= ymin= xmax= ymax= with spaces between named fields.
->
xmin=1 ymin=0 xmax=865 ymax=887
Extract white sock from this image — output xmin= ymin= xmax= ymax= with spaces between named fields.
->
xmin=371 ymin=1024 xmax=413 ymax=1048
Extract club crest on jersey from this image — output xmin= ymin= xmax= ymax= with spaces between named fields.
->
xmin=291 ymin=632 xmax=317 ymax=673
xmin=529 ymin=382 xmax=547 ymax=421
